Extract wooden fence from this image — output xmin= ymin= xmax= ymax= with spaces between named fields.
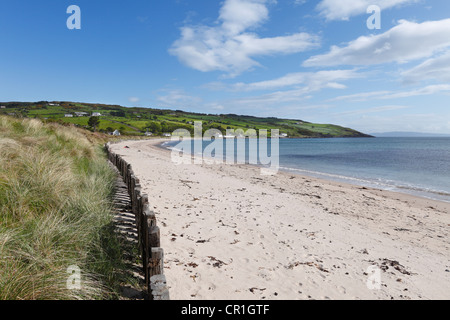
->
xmin=105 ymin=142 xmax=170 ymax=300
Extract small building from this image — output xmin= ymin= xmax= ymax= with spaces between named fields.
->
xmin=145 ymin=131 xmax=153 ymax=136
xmin=0 ymin=106 xmax=6 ymax=109
xmin=75 ymin=112 xmax=89 ymax=117
xmin=112 ymin=130 xmax=121 ymax=136
xmin=65 ymin=114 xmax=73 ymax=118
xmin=280 ymin=133 xmax=289 ymax=138
xmin=92 ymin=112 xmax=102 ymax=117
xmin=162 ymin=133 xmax=171 ymax=137
xmin=49 ymin=103 xmax=60 ymax=106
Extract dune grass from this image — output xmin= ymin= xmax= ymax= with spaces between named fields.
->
xmin=0 ymin=116 xmax=136 ymax=300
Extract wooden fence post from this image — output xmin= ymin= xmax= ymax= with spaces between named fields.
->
xmin=149 ymin=226 xmax=160 ymax=248
xmin=149 ymin=247 xmax=164 ymax=278
xmin=132 ymin=186 xmax=139 ymax=209
xmin=144 ymin=205 xmax=157 ymax=227
xmin=106 ymin=144 xmax=169 ymax=300
xmin=149 ymin=275 xmax=170 ymax=300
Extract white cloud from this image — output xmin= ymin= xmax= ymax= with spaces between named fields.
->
xmin=335 ymin=112 xmax=450 ymax=134
xmin=303 ymin=19 xmax=450 ymax=67
xmin=207 ymin=69 xmax=361 ymax=91
xmin=219 ymin=0 xmax=270 ymax=35
xmin=128 ymin=97 xmax=140 ymax=103
xmin=198 ymin=69 xmax=362 ymax=114
xmin=333 ymin=105 xmax=410 ymax=116
xmin=329 ymin=90 xmax=392 ymax=102
xmin=381 ymin=84 xmax=450 ymax=99
xmin=232 ymin=88 xmax=311 ymax=105
xmin=207 ymin=102 xmax=226 ymax=111
xmin=156 ymin=89 xmax=202 ymax=108
xmin=316 ymin=0 xmax=417 ymax=21
xmin=402 ymin=50 xmax=450 ymax=83
xmin=293 ymin=0 xmax=307 ymax=5
xmin=170 ymin=0 xmax=319 ymax=77
xmin=330 ymin=84 xmax=450 ymax=102
xmin=226 ymin=84 xmax=346 ymax=107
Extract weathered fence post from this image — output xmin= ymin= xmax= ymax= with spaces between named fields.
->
xmin=144 ymin=205 xmax=157 ymax=227
xmin=138 ymin=194 xmax=148 ymax=234
xmin=107 ymin=142 xmax=169 ymax=300
xmin=149 ymin=226 xmax=160 ymax=248
xmin=133 ymin=187 xmax=141 ymax=218
xmin=149 ymin=275 xmax=170 ymax=300
xmin=149 ymin=247 xmax=164 ymax=278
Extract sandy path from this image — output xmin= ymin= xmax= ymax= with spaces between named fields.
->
xmin=111 ymin=139 xmax=450 ymax=300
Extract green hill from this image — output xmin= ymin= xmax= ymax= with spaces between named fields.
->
xmin=0 ymin=101 xmax=372 ymax=138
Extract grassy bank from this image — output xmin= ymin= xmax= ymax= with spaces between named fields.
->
xmin=0 ymin=101 xmax=372 ymax=138
xmin=0 ymin=116 xmax=135 ymax=299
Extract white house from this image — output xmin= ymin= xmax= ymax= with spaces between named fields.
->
xmin=145 ymin=131 xmax=153 ymax=136
xmin=0 ymin=106 xmax=6 ymax=109
xmin=112 ymin=130 xmax=121 ymax=136
xmin=65 ymin=114 xmax=73 ymax=118
xmin=92 ymin=112 xmax=102 ymax=117
xmin=75 ymin=112 xmax=89 ymax=117
xmin=280 ymin=133 xmax=289 ymax=138
xmin=162 ymin=133 xmax=171 ymax=137
xmin=49 ymin=103 xmax=60 ymax=106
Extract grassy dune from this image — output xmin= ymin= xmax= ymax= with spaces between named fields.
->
xmin=0 ymin=116 xmax=135 ymax=300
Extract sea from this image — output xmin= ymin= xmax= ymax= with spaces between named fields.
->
xmin=162 ymin=137 xmax=450 ymax=203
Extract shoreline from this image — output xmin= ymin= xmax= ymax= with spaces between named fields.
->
xmin=156 ymin=137 xmax=450 ymax=205
xmin=110 ymin=138 xmax=450 ymax=300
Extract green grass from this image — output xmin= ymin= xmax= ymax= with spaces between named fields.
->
xmin=0 ymin=102 xmax=372 ymax=138
xmin=0 ymin=116 xmax=137 ymax=300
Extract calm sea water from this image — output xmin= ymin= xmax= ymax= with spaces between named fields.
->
xmin=163 ymin=137 xmax=450 ymax=203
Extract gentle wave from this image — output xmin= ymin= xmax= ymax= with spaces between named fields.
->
xmin=278 ymin=166 xmax=450 ymax=202
xmin=161 ymin=140 xmax=450 ymax=203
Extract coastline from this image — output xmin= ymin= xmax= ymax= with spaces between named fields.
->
xmin=110 ymin=138 xmax=450 ymax=300
xmin=159 ymin=137 xmax=450 ymax=204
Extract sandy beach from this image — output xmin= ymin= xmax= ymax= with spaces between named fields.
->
xmin=110 ymin=139 xmax=450 ymax=300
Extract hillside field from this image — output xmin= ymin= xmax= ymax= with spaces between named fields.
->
xmin=0 ymin=101 xmax=372 ymax=138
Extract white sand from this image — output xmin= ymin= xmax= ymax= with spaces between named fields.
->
xmin=111 ymin=139 xmax=450 ymax=300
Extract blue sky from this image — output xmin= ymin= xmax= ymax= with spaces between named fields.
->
xmin=1 ymin=0 xmax=450 ymax=134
